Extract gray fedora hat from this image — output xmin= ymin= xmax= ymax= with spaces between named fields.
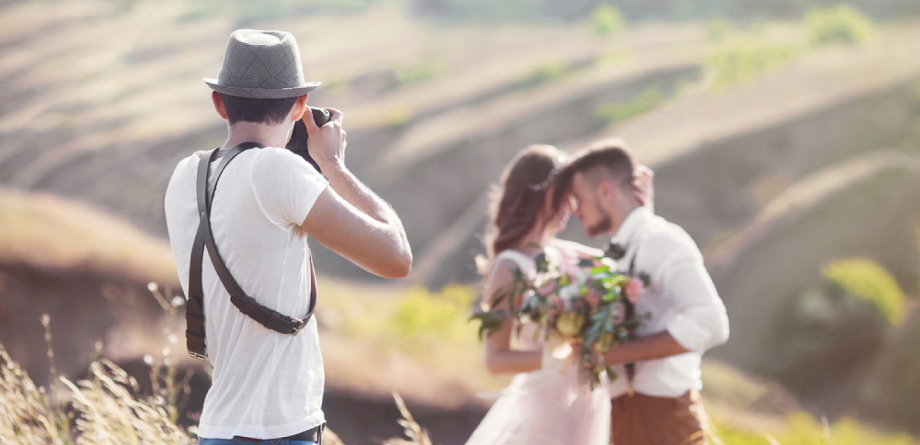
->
xmin=204 ymin=29 xmax=321 ymax=99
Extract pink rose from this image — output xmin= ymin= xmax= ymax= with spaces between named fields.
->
xmin=624 ymin=277 xmax=645 ymax=304
xmin=585 ymin=289 xmax=602 ymax=309
xmin=538 ymin=280 xmax=560 ymax=296
xmin=548 ymin=296 xmax=564 ymax=313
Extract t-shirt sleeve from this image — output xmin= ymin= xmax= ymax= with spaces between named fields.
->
xmin=250 ymin=148 xmax=329 ymax=228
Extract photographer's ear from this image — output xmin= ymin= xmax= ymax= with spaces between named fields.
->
xmin=212 ymin=91 xmax=228 ymax=120
xmin=290 ymin=95 xmax=309 ymax=123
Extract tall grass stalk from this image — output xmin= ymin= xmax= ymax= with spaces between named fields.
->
xmin=0 ymin=345 xmax=67 ymax=444
xmin=383 ymin=392 xmax=434 ymax=445
xmin=60 ymin=360 xmax=193 ymax=445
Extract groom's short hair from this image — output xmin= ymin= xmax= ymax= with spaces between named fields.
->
xmin=552 ymin=138 xmax=635 ymax=207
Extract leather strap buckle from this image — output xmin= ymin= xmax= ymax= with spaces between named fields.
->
xmin=188 ymin=351 xmax=206 ymax=361
xmin=289 ymin=318 xmax=305 ymax=336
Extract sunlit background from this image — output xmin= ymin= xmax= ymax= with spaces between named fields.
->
xmin=1 ymin=0 xmax=919 ymax=444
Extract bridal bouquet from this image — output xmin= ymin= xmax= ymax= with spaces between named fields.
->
xmin=470 ymin=253 xmax=650 ymax=388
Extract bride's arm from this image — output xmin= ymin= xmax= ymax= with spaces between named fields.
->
xmin=482 ymin=259 xmax=542 ymax=375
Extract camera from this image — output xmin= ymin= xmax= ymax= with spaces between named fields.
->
xmin=286 ymin=106 xmax=333 ymax=173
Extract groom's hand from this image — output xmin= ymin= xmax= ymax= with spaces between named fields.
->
xmin=633 ymin=164 xmax=654 ymax=213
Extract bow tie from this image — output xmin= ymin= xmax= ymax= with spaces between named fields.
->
xmin=604 ymin=241 xmax=628 ymax=260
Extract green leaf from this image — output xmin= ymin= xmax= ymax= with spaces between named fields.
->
xmin=606 ymin=367 xmax=618 ymax=381
xmin=535 ymin=252 xmax=548 ymax=272
xmin=589 ymin=266 xmax=606 ymax=275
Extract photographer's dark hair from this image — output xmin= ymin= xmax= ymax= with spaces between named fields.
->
xmin=481 ymin=145 xmax=565 ymax=270
xmin=552 ymin=139 xmax=635 ymax=211
xmin=221 ymin=93 xmax=299 ymax=125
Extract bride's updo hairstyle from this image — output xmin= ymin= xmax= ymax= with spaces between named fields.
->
xmin=480 ymin=144 xmax=566 ymax=271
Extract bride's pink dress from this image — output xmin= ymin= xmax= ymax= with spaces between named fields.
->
xmin=464 ymin=247 xmax=610 ymax=445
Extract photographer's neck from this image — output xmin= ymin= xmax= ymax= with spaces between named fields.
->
xmin=222 ymin=120 xmax=293 ymax=150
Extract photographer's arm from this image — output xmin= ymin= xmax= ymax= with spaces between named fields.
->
xmin=300 ymin=109 xmax=412 ymax=278
xmin=304 ymin=189 xmax=411 ymax=278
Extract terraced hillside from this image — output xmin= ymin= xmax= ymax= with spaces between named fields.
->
xmin=2 ymin=0 xmax=920 ymax=438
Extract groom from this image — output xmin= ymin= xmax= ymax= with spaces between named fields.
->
xmin=555 ymin=139 xmax=729 ymax=445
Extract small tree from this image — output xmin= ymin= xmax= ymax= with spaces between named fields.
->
xmin=590 ymin=4 xmax=625 ymax=38
xmin=807 ymin=4 xmax=875 ymax=46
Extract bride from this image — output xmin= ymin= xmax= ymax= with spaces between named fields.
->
xmin=465 ymin=144 xmax=653 ymax=445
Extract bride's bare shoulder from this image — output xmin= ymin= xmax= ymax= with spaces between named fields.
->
xmin=549 ymin=239 xmax=603 ymax=259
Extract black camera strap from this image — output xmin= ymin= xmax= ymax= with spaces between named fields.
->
xmin=186 ymin=143 xmax=318 ymax=360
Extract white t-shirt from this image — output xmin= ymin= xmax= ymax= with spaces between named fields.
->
xmin=164 ymin=146 xmax=329 ymax=439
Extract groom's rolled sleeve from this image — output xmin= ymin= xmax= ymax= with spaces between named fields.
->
xmin=648 ymin=234 xmax=729 ymax=353
xmin=665 ymin=260 xmax=729 ymax=352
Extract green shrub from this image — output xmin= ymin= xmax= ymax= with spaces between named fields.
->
xmin=589 ymin=5 xmax=625 ymax=38
xmin=807 ymin=5 xmax=875 ymax=46
xmin=595 ymin=86 xmax=665 ymax=124
xmin=822 ymin=258 xmax=907 ymax=326
xmin=705 ymin=37 xmax=803 ymax=90
xmin=711 ymin=412 xmax=918 ymax=445
xmin=782 ymin=412 xmax=915 ymax=445
xmin=387 ymin=59 xmax=444 ymax=91
xmin=390 ymin=285 xmax=478 ymax=345
xmin=706 ymin=19 xmax=732 ymax=43
xmin=521 ymin=61 xmax=572 ymax=88
xmin=385 ymin=107 xmax=413 ymax=127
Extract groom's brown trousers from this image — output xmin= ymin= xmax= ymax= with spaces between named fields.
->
xmin=610 ymin=390 xmax=707 ymax=445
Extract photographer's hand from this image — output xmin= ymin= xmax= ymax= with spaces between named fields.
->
xmin=300 ymin=108 xmax=412 ymax=279
xmin=303 ymin=107 xmax=346 ymax=171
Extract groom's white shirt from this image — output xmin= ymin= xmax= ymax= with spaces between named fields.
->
xmin=607 ymin=207 xmax=729 ymax=399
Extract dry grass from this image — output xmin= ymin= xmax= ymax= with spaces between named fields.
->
xmin=0 ymin=334 xmax=193 ymax=445
xmin=0 ymin=339 xmax=431 ymax=445
xmin=382 ymin=393 xmax=434 ymax=445
xmin=0 ymin=346 xmax=67 ymax=444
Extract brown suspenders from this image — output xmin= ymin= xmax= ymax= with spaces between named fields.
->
xmin=185 ymin=143 xmax=317 ymax=360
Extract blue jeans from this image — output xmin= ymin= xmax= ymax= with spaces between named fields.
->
xmin=198 ymin=439 xmax=317 ymax=445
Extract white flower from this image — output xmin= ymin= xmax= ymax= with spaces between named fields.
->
xmin=558 ymin=283 xmax=582 ymax=300
xmin=171 ymin=296 xmax=185 ymax=307
xmin=143 ymin=354 xmax=154 ymax=366
xmin=147 ymin=282 xmax=159 ymax=293
xmin=599 ymin=257 xmax=617 ymax=270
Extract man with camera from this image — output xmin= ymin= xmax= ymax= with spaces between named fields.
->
xmin=164 ymin=29 xmax=412 ymax=444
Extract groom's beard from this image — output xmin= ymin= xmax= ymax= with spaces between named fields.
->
xmin=585 ymin=213 xmax=612 ymax=238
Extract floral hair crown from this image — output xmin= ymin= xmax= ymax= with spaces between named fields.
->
xmin=528 ymin=155 xmax=567 ymax=191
